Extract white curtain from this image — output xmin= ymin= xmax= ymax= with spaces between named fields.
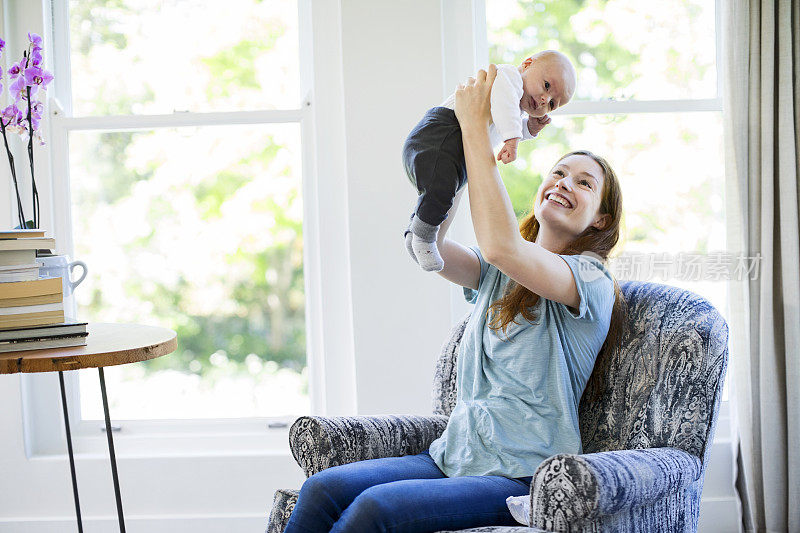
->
xmin=722 ymin=0 xmax=800 ymax=531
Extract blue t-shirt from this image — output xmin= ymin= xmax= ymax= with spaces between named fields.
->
xmin=429 ymin=245 xmax=616 ymax=478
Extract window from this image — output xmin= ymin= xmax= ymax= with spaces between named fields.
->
xmin=31 ymin=0 xmax=314 ymax=452
xmin=485 ymin=0 xmax=729 ymax=400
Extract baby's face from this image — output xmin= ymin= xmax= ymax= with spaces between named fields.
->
xmin=519 ymin=56 xmax=575 ymax=118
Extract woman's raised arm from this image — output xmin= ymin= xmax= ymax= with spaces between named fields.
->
xmin=454 ymin=65 xmax=582 ymax=310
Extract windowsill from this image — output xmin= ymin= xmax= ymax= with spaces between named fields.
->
xmin=26 ymin=414 xmax=300 ymax=458
xmin=29 ymin=429 xmax=294 ymax=459
xmin=28 ymin=448 xmax=295 ymax=461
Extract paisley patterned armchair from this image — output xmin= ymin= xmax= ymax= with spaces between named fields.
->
xmin=267 ymin=281 xmax=729 ymax=532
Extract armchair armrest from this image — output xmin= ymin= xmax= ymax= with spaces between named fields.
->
xmin=289 ymin=414 xmax=449 ymax=477
xmin=530 ymin=447 xmax=701 ymax=528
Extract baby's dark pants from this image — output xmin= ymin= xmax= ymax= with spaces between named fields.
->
xmin=402 ymin=107 xmax=468 ymax=227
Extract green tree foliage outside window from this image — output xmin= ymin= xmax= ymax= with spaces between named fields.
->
xmin=488 ymin=0 xmax=637 ymax=219
xmin=69 ymin=0 xmax=305 ymax=381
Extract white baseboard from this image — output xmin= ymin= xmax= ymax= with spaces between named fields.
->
xmin=698 ymin=497 xmax=742 ymax=533
xmin=0 ymin=514 xmax=267 ymax=533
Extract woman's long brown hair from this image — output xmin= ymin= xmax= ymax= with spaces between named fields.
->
xmin=485 ymin=150 xmax=627 ymax=403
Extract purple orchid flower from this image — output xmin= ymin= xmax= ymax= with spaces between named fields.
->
xmin=1 ymin=104 xmax=24 ymax=133
xmin=14 ymin=103 xmax=25 ymax=122
xmin=0 ymin=38 xmax=5 ymax=52
xmin=23 ymin=66 xmax=53 ymax=90
xmin=1 ymin=105 xmax=17 ymax=127
xmin=27 ymin=33 xmax=42 ymax=48
xmin=29 ymin=102 xmax=44 ymax=131
xmin=10 ymin=75 xmax=28 ymax=100
xmin=30 ymin=48 xmax=42 ymax=67
xmin=9 ymin=75 xmax=38 ymax=101
xmin=8 ymin=60 xmax=24 ymax=79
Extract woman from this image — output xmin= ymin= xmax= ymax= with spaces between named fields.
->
xmin=283 ymin=65 xmax=626 ymax=533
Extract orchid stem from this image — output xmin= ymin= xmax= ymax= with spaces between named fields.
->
xmin=25 ymin=86 xmax=38 ymax=228
xmin=1 ymin=119 xmax=26 ymax=229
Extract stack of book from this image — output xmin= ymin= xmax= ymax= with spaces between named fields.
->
xmin=0 ymin=229 xmax=88 ymax=352
xmin=0 ymin=318 xmax=89 ymax=353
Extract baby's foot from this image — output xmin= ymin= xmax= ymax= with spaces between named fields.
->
xmin=404 ymin=230 xmax=418 ymax=264
xmin=412 ymin=234 xmax=444 ymax=272
xmin=408 ymin=215 xmax=443 ymax=272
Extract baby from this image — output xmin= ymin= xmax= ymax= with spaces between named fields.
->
xmin=402 ymin=50 xmax=577 ymax=271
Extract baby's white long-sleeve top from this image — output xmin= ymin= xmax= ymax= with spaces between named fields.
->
xmin=440 ymin=63 xmax=535 ymax=147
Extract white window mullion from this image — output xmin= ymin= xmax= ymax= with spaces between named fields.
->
xmin=555 ymin=98 xmax=723 ymax=116
xmin=55 ymin=108 xmax=304 ymax=132
xmin=715 ymin=0 xmax=723 ymax=100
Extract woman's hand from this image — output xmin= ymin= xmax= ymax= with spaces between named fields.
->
xmin=454 ymin=64 xmax=497 ymax=133
xmin=455 ymin=63 xmax=519 ymax=265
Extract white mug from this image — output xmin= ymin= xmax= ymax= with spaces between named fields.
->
xmin=38 ymin=255 xmax=88 ymax=298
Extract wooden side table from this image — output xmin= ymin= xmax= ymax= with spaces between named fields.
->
xmin=0 ymin=322 xmax=177 ymax=533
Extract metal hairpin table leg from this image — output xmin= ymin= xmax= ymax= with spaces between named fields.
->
xmin=58 ymin=371 xmax=83 ymax=533
xmin=98 ymin=367 xmax=126 ymax=533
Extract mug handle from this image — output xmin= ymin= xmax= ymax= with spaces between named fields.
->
xmin=68 ymin=260 xmax=88 ymax=290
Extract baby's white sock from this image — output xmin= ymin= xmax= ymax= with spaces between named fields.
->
xmin=404 ymin=230 xmax=418 ymax=264
xmin=412 ymin=235 xmax=444 ymax=272
xmin=409 ymin=215 xmax=443 ymax=272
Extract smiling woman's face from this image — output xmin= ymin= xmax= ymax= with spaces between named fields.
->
xmin=533 ymin=154 xmax=607 ymax=237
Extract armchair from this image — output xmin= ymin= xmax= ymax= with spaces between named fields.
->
xmin=267 ymin=280 xmax=729 ymax=532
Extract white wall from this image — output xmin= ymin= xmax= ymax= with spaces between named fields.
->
xmin=340 ymin=0 xmax=452 ymax=417
xmin=0 ymin=1 xmax=739 ymax=531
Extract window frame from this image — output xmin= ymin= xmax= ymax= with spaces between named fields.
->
xmin=15 ymin=0 xmax=729 ymax=458
xmin=20 ymin=0 xmax=357 ymax=457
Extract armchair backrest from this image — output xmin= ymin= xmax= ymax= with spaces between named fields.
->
xmin=431 ymin=280 xmax=729 ymax=468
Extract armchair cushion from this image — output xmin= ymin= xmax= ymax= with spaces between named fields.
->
xmin=529 ymin=447 xmax=701 ymax=529
xmin=289 ymin=414 xmax=449 ymax=477
xmin=266 ymin=488 xmax=298 ymax=533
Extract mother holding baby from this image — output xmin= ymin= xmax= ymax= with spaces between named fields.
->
xmin=283 ymin=63 xmax=627 ymax=532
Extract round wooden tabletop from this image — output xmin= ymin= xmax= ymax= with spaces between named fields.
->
xmin=0 ymin=322 xmax=177 ymax=374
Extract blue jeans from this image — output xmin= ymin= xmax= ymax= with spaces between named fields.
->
xmin=283 ymin=449 xmax=533 ymax=533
